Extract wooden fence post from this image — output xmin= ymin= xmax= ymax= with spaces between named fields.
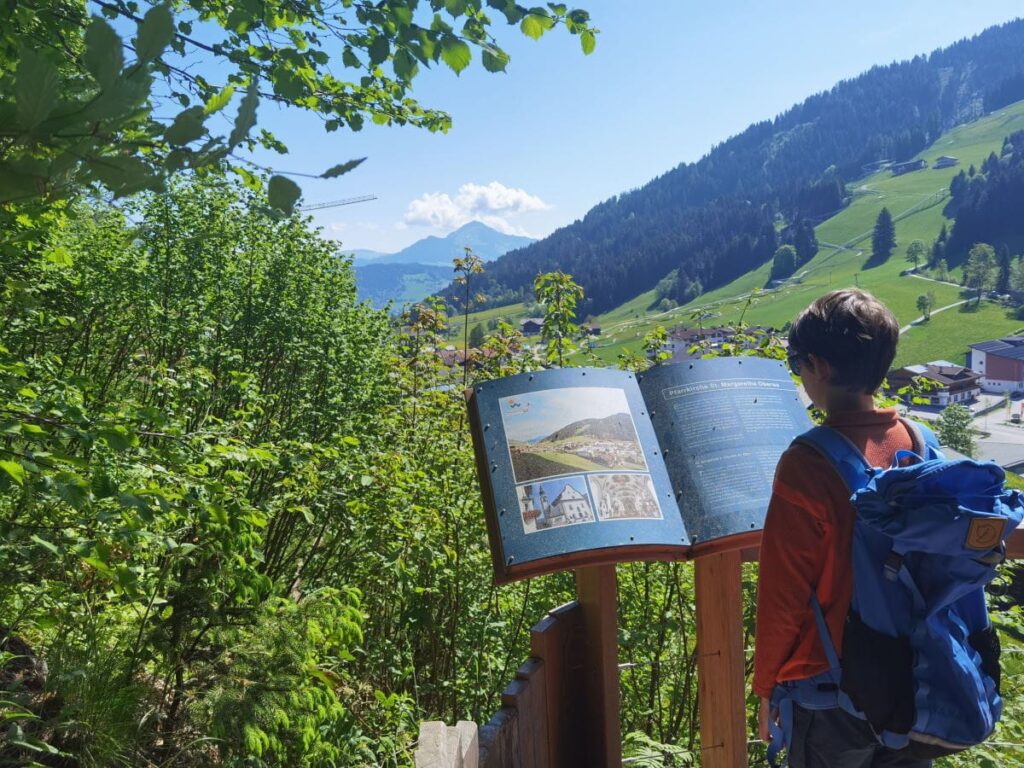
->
xmin=695 ymin=550 xmax=747 ymax=768
xmin=575 ymin=565 xmax=621 ymax=768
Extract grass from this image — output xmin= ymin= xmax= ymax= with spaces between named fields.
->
xmin=533 ymin=451 xmax=605 ymax=471
xmin=582 ymin=100 xmax=1024 ymax=365
xmin=893 ymin=300 xmax=1024 ymax=368
xmin=458 ymin=100 xmax=1024 ymax=368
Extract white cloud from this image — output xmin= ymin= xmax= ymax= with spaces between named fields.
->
xmin=403 ymin=181 xmax=549 ymax=234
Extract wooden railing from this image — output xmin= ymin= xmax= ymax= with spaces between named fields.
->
xmin=415 ymin=573 xmax=605 ymax=768
xmin=417 ymin=526 xmax=1024 ymax=767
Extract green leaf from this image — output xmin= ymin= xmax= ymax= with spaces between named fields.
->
xmin=440 ymin=37 xmax=471 ymax=74
xmin=267 ymin=175 xmax=301 ymax=214
xmin=0 ymin=460 xmax=26 ymax=485
xmin=320 ymin=158 xmax=365 ymax=178
xmin=86 ymin=155 xmax=158 ymax=196
xmin=204 ymin=84 xmax=235 ymax=115
xmin=98 ymin=427 xmax=135 ymax=451
xmin=91 ymin=473 xmax=118 ymax=500
xmin=342 ymin=48 xmax=361 ymax=68
xmin=164 ymin=106 xmax=207 ymax=145
xmin=135 ymin=4 xmax=174 ymax=63
xmin=445 ymin=0 xmax=468 ymax=14
xmin=369 ymin=34 xmax=390 ymax=66
xmin=83 ymin=17 xmax=124 ymax=87
xmin=393 ymin=48 xmax=418 ymax=80
xmin=56 ymin=473 xmax=90 ymax=510
xmin=481 ymin=48 xmax=508 ymax=73
xmin=30 ymin=535 xmax=60 ymax=555
xmin=15 ymin=48 xmax=59 ymax=130
xmin=520 ymin=13 xmax=554 ymax=40
xmin=229 ymin=83 xmax=259 ymax=148
xmin=82 ymin=556 xmax=115 ymax=579
xmin=580 ymin=29 xmax=596 ymax=55
xmin=44 ymin=248 xmax=73 ymax=268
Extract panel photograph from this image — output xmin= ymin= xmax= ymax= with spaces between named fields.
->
xmin=516 ymin=476 xmax=596 ymax=534
xmin=500 ymin=386 xmax=647 ymax=484
xmin=590 ymin=473 xmax=664 ymax=521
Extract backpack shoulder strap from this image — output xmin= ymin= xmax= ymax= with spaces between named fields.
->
xmin=794 ymin=426 xmax=873 ymax=494
xmin=900 ymin=417 xmax=944 ymax=461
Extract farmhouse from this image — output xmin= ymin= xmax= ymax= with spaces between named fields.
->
xmin=968 ymin=338 xmax=1024 ymax=393
xmin=934 ymin=155 xmax=960 ymax=169
xmin=891 ymin=158 xmax=927 ymax=176
xmin=887 ymin=360 xmax=982 ymax=406
xmin=519 ymin=317 xmax=544 ymax=335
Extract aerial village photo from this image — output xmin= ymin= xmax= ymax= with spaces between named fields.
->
xmin=500 ymin=386 xmax=648 ymax=483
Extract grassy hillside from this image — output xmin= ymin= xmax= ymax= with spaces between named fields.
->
xmin=454 ymin=101 xmax=1024 ymax=365
xmin=584 ymin=100 xmax=1024 ymax=364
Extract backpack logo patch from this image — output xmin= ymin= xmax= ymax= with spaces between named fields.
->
xmin=966 ymin=518 xmax=1004 ymax=551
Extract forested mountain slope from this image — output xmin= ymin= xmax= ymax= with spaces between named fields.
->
xmin=452 ymin=18 xmax=1024 ymax=316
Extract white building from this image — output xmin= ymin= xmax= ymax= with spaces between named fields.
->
xmin=968 ymin=338 xmax=1024 ymax=393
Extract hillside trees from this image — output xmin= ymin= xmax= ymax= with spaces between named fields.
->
xmin=965 ymin=242 xmax=998 ymax=303
xmin=916 ymin=292 xmax=935 ymax=320
xmin=534 ymin=271 xmax=584 ymax=366
xmin=449 ymin=19 xmax=1024 ymax=313
xmin=947 ymin=130 xmax=1024 ymax=260
xmin=905 ymin=239 xmax=927 ymax=271
xmin=0 ymin=1 xmax=597 ymax=212
xmin=770 ymin=245 xmax=797 ymax=281
xmin=790 ymin=218 xmax=819 ymax=267
xmin=937 ymin=404 xmax=975 ymax=456
xmin=871 ymin=207 xmax=897 ymax=264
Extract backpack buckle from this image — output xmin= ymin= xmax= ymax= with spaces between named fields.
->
xmin=883 ymin=551 xmax=903 ymax=581
xmin=974 ymin=543 xmax=1006 ymax=567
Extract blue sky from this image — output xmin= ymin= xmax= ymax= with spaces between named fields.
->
xmin=499 ymin=386 xmax=634 ymax=443
xmin=250 ymin=1 xmax=1023 ymax=254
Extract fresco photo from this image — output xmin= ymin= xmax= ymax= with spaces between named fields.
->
xmin=516 ymin=476 xmax=596 ymax=534
xmin=590 ymin=473 xmax=663 ymax=521
xmin=500 ymin=387 xmax=647 ymax=483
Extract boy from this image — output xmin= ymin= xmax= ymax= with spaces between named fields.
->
xmin=753 ymin=289 xmax=930 ymax=768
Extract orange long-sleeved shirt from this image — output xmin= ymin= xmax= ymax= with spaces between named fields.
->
xmin=752 ymin=408 xmax=914 ymax=699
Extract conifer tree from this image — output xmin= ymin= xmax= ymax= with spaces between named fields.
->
xmin=872 ymin=207 xmax=897 ymax=262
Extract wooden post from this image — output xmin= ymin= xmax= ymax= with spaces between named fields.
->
xmin=695 ymin=550 xmax=747 ymax=768
xmin=575 ymin=565 xmax=621 ymax=767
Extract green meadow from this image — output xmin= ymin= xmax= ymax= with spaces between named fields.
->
xmin=453 ymin=101 xmax=1024 ymax=368
xmin=583 ymin=100 xmax=1024 ymax=365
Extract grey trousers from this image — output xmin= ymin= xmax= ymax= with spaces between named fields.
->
xmin=789 ymin=705 xmax=933 ymax=768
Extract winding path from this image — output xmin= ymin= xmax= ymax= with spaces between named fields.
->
xmin=899 ymin=298 xmax=974 ymax=334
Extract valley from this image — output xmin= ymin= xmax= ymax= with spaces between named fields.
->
xmin=452 ymin=99 xmax=1024 ymax=372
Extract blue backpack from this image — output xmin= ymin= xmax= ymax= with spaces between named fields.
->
xmin=767 ymin=419 xmax=1024 ymax=766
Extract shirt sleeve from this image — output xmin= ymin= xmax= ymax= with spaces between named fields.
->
xmin=752 ymin=445 xmax=833 ymax=698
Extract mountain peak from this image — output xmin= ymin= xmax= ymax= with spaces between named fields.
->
xmin=369 ymin=220 xmax=535 ymax=266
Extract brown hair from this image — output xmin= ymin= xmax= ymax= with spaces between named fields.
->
xmin=788 ymin=289 xmax=899 ymax=394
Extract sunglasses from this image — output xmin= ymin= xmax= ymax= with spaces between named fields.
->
xmin=787 ymin=351 xmax=806 ymax=377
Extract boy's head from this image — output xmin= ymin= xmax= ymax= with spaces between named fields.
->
xmin=787 ymin=289 xmax=898 ymax=395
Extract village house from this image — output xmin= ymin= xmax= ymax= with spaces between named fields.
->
xmin=436 ymin=346 xmax=497 ymax=372
xmin=580 ymin=322 xmax=602 ymax=337
xmin=531 ymin=484 xmax=592 ymax=529
xmin=934 ymin=155 xmax=959 ymax=169
xmin=663 ymin=325 xmax=778 ymax=362
xmin=968 ymin=337 xmax=1024 ymax=393
xmin=891 ymin=158 xmax=927 ymax=176
xmin=887 ymin=360 xmax=982 ymax=406
xmin=519 ymin=317 xmax=544 ymax=335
